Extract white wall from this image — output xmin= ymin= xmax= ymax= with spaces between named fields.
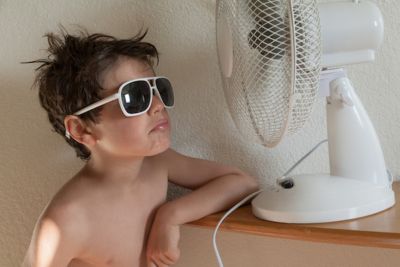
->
xmin=0 ymin=0 xmax=399 ymax=266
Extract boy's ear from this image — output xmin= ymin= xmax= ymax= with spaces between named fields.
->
xmin=64 ymin=115 xmax=97 ymax=147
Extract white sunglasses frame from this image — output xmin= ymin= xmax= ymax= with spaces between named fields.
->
xmin=74 ymin=76 xmax=174 ymax=117
xmin=65 ymin=76 xmax=174 ymax=139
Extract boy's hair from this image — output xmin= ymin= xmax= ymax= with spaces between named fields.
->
xmin=26 ymin=28 xmax=159 ymax=160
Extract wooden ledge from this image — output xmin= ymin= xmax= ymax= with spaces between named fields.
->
xmin=188 ymin=182 xmax=400 ymax=249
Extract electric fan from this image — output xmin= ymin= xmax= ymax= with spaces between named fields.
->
xmin=216 ymin=0 xmax=395 ymax=223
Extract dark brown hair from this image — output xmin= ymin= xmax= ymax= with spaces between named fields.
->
xmin=25 ymin=27 xmax=159 ymax=160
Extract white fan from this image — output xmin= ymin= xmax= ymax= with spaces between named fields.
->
xmin=216 ymin=0 xmax=395 ymax=223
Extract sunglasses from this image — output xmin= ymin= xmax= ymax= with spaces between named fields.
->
xmin=65 ymin=76 xmax=174 ymax=139
xmin=73 ymin=76 xmax=174 ymax=117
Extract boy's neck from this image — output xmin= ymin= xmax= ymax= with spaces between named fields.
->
xmin=83 ymin=153 xmax=146 ymax=188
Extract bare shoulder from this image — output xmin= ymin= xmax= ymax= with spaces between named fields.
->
xmin=43 ymin=173 xmax=92 ymax=226
xmin=43 ymin=185 xmax=90 ymax=237
xmin=23 ymin=175 xmax=91 ymax=266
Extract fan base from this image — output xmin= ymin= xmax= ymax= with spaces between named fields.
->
xmin=252 ymin=174 xmax=395 ymax=223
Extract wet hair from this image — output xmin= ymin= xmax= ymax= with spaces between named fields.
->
xmin=25 ymin=27 xmax=159 ymax=160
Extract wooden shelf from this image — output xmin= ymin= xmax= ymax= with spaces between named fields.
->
xmin=188 ymin=182 xmax=400 ymax=249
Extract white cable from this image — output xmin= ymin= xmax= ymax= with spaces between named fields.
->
xmin=283 ymin=139 xmax=327 ymax=177
xmin=212 ymin=189 xmax=263 ymax=267
xmin=212 ymin=139 xmax=328 ymax=267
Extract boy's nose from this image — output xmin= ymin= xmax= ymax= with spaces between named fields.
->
xmin=148 ymin=89 xmax=164 ymax=115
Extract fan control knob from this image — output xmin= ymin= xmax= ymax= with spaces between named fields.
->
xmin=279 ymin=178 xmax=295 ymax=189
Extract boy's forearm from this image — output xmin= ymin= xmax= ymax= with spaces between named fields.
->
xmin=157 ymin=173 xmax=259 ymax=226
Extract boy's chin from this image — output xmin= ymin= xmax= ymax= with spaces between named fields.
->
xmin=147 ymin=139 xmax=170 ymax=156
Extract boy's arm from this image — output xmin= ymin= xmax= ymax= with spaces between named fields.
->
xmin=147 ymin=149 xmax=259 ymax=266
xmin=158 ymin=148 xmax=260 ymax=225
xmin=22 ymin=205 xmax=86 ymax=267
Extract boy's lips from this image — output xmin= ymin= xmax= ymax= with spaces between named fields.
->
xmin=150 ymin=118 xmax=169 ymax=132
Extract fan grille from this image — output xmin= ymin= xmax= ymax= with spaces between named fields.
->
xmin=217 ymin=0 xmax=321 ymax=147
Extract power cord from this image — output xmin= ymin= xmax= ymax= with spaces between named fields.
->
xmin=212 ymin=139 xmax=328 ymax=267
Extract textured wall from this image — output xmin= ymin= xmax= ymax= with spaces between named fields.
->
xmin=0 ymin=0 xmax=399 ymax=266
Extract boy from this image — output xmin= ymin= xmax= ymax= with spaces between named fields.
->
xmin=23 ymin=29 xmax=259 ymax=267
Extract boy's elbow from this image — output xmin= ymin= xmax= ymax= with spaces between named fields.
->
xmin=232 ymin=169 xmax=260 ymax=192
xmin=245 ymin=175 xmax=260 ymax=192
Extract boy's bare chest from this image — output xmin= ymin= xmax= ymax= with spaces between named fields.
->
xmin=72 ymin=171 xmax=169 ymax=267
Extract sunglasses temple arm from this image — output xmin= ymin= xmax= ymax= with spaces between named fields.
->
xmin=65 ymin=93 xmax=118 ymax=139
xmin=74 ymin=93 xmax=119 ymax=115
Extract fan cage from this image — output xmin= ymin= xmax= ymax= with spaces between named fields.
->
xmin=217 ymin=0 xmax=321 ymax=147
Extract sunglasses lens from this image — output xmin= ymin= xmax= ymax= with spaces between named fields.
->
xmin=121 ymin=81 xmax=151 ymax=114
xmin=156 ymin=78 xmax=174 ymax=107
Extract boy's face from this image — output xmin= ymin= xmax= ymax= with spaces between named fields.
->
xmin=90 ymin=56 xmax=171 ymax=158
